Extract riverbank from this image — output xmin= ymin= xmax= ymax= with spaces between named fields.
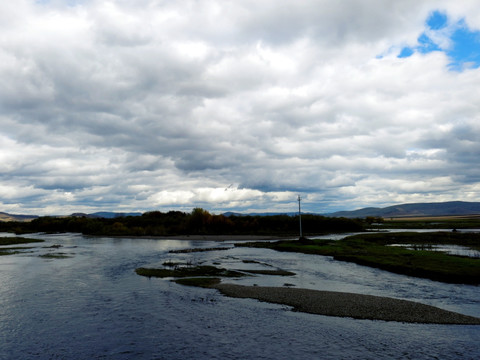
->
xmin=212 ymin=283 xmax=480 ymax=325
xmin=114 ymin=234 xmax=287 ymax=241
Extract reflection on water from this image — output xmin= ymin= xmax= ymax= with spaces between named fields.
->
xmin=0 ymin=232 xmax=479 ymax=359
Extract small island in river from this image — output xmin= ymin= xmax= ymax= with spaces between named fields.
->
xmin=135 ymin=261 xmax=480 ymax=325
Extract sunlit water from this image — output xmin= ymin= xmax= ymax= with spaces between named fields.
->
xmin=0 ymin=232 xmax=479 ymax=359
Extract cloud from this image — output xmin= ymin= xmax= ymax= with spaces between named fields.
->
xmin=1 ymin=1 xmax=480 ymax=215
xmin=399 ymin=9 xmax=480 ymax=70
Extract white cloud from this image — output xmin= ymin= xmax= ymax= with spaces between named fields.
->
xmin=1 ymin=1 xmax=480 ymax=215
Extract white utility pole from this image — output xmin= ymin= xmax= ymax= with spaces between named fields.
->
xmin=298 ymin=195 xmax=303 ymax=239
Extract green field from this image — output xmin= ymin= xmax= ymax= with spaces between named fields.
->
xmin=377 ymin=215 xmax=480 ymax=229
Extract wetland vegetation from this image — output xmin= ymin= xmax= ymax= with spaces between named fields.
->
xmin=0 ymin=237 xmax=44 ymax=246
xmin=135 ymin=262 xmax=297 ymax=289
xmin=135 ymin=265 xmax=246 ymax=279
xmin=238 ymin=232 xmax=480 ymax=284
xmin=376 ymin=215 xmax=480 ymax=230
xmin=0 ymin=237 xmax=44 ymax=255
xmin=39 ymin=253 xmax=73 ymax=259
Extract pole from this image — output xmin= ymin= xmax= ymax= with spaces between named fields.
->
xmin=298 ymin=195 xmax=303 ymax=239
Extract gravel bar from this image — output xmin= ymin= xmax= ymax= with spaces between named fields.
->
xmin=213 ymin=284 xmax=480 ymax=325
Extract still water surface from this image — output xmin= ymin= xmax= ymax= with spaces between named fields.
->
xmin=0 ymin=232 xmax=479 ymax=359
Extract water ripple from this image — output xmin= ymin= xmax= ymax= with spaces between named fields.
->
xmin=0 ymin=233 xmax=478 ymax=359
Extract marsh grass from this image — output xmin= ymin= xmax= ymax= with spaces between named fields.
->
xmin=0 ymin=237 xmax=44 ymax=246
xmin=44 ymin=244 xmax=63 ymax=249
xmin=238 ymin=232 xmax=480 ymax=284
xmin=239 ymin=269 xmax=296 ymax=276
xmin=241 ymin=259 xmax=274 ymax=267
xmin=136 ymin=262 xmax=296 ymax=286
xmin=135 ymin=265 xmax=246 ymax=278
xmin=162 ymin=260 xmax=185 ymax=268
xmin=39 ymin=253 xmax=72 ymax=259
xmin=0 ymin=238 xmax=41 ymax=255
xmin=169 ymin=247 xmax=232 ymax=254
xmin=0 ymin=249 xmax=24 ymax=256
xmin=379 ymin=217 xmax=480 ymax=230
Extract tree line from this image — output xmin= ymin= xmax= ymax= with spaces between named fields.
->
xmin=0 ymin=208 xmax=364 ymax=236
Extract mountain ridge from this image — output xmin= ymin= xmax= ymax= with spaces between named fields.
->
xmin=2 ymin=201 xmax=480 ymax=221
xmin=327 ymin=201 xmax=480 ymax=218
xmin=0 ymin=212 xmax=38 ymax=222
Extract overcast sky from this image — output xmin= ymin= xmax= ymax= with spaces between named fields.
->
xmin=1 ymin=0 xmax=480 ymax=215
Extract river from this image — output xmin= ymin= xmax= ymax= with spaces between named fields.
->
xmin=0 ymin=232 xmax=479 ymax=359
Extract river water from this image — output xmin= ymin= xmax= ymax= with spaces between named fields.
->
xmin=0 ymin=232 xmax=479 ymax=359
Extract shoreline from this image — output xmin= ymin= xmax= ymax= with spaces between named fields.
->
xmin=109 ymin=234 xmax=290 ymax=241
xmin=212 ymin=284 xmax=480 ymax=325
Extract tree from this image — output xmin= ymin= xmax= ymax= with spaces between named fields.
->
xmin=187 ymin=208 xmax=212 ymax=234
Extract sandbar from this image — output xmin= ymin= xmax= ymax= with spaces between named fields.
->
xmin=212 ymin=284 xmax=480 ymax=325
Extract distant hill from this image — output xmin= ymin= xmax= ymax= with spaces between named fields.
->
xmin=3 ymin=201 xmax=480 ymax=222
xmin=0 ymin=212 xmax=38 ymax=222
xmin=327 ymin=201 xmax=480 ymax=218
xmin=0 ymin=211 xmax=142 ymax=222
xmin=71 ymin=212 xmax=142 ymax=218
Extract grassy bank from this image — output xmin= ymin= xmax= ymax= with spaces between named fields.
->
xmin=237 ymin=232 xmax=480 ymax=284
xmin=377 ymin=216 xmax=480 ymax=229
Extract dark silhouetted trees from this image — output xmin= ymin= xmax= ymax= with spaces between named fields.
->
xmin=0 ymin=208 xmax=364 ymax=236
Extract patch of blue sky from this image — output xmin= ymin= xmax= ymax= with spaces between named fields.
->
xmin=397 ymin=10 xmax=480 ymax=71
xmin=397 ymin=47 xmax=414 ymax=58
xmin=426 ymin=10 xmax=448 ymax=30
xmin=417 ymin=33 xmax=442 ymax=54
xmin=448 ymin=23 xmax=480 ymax=70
